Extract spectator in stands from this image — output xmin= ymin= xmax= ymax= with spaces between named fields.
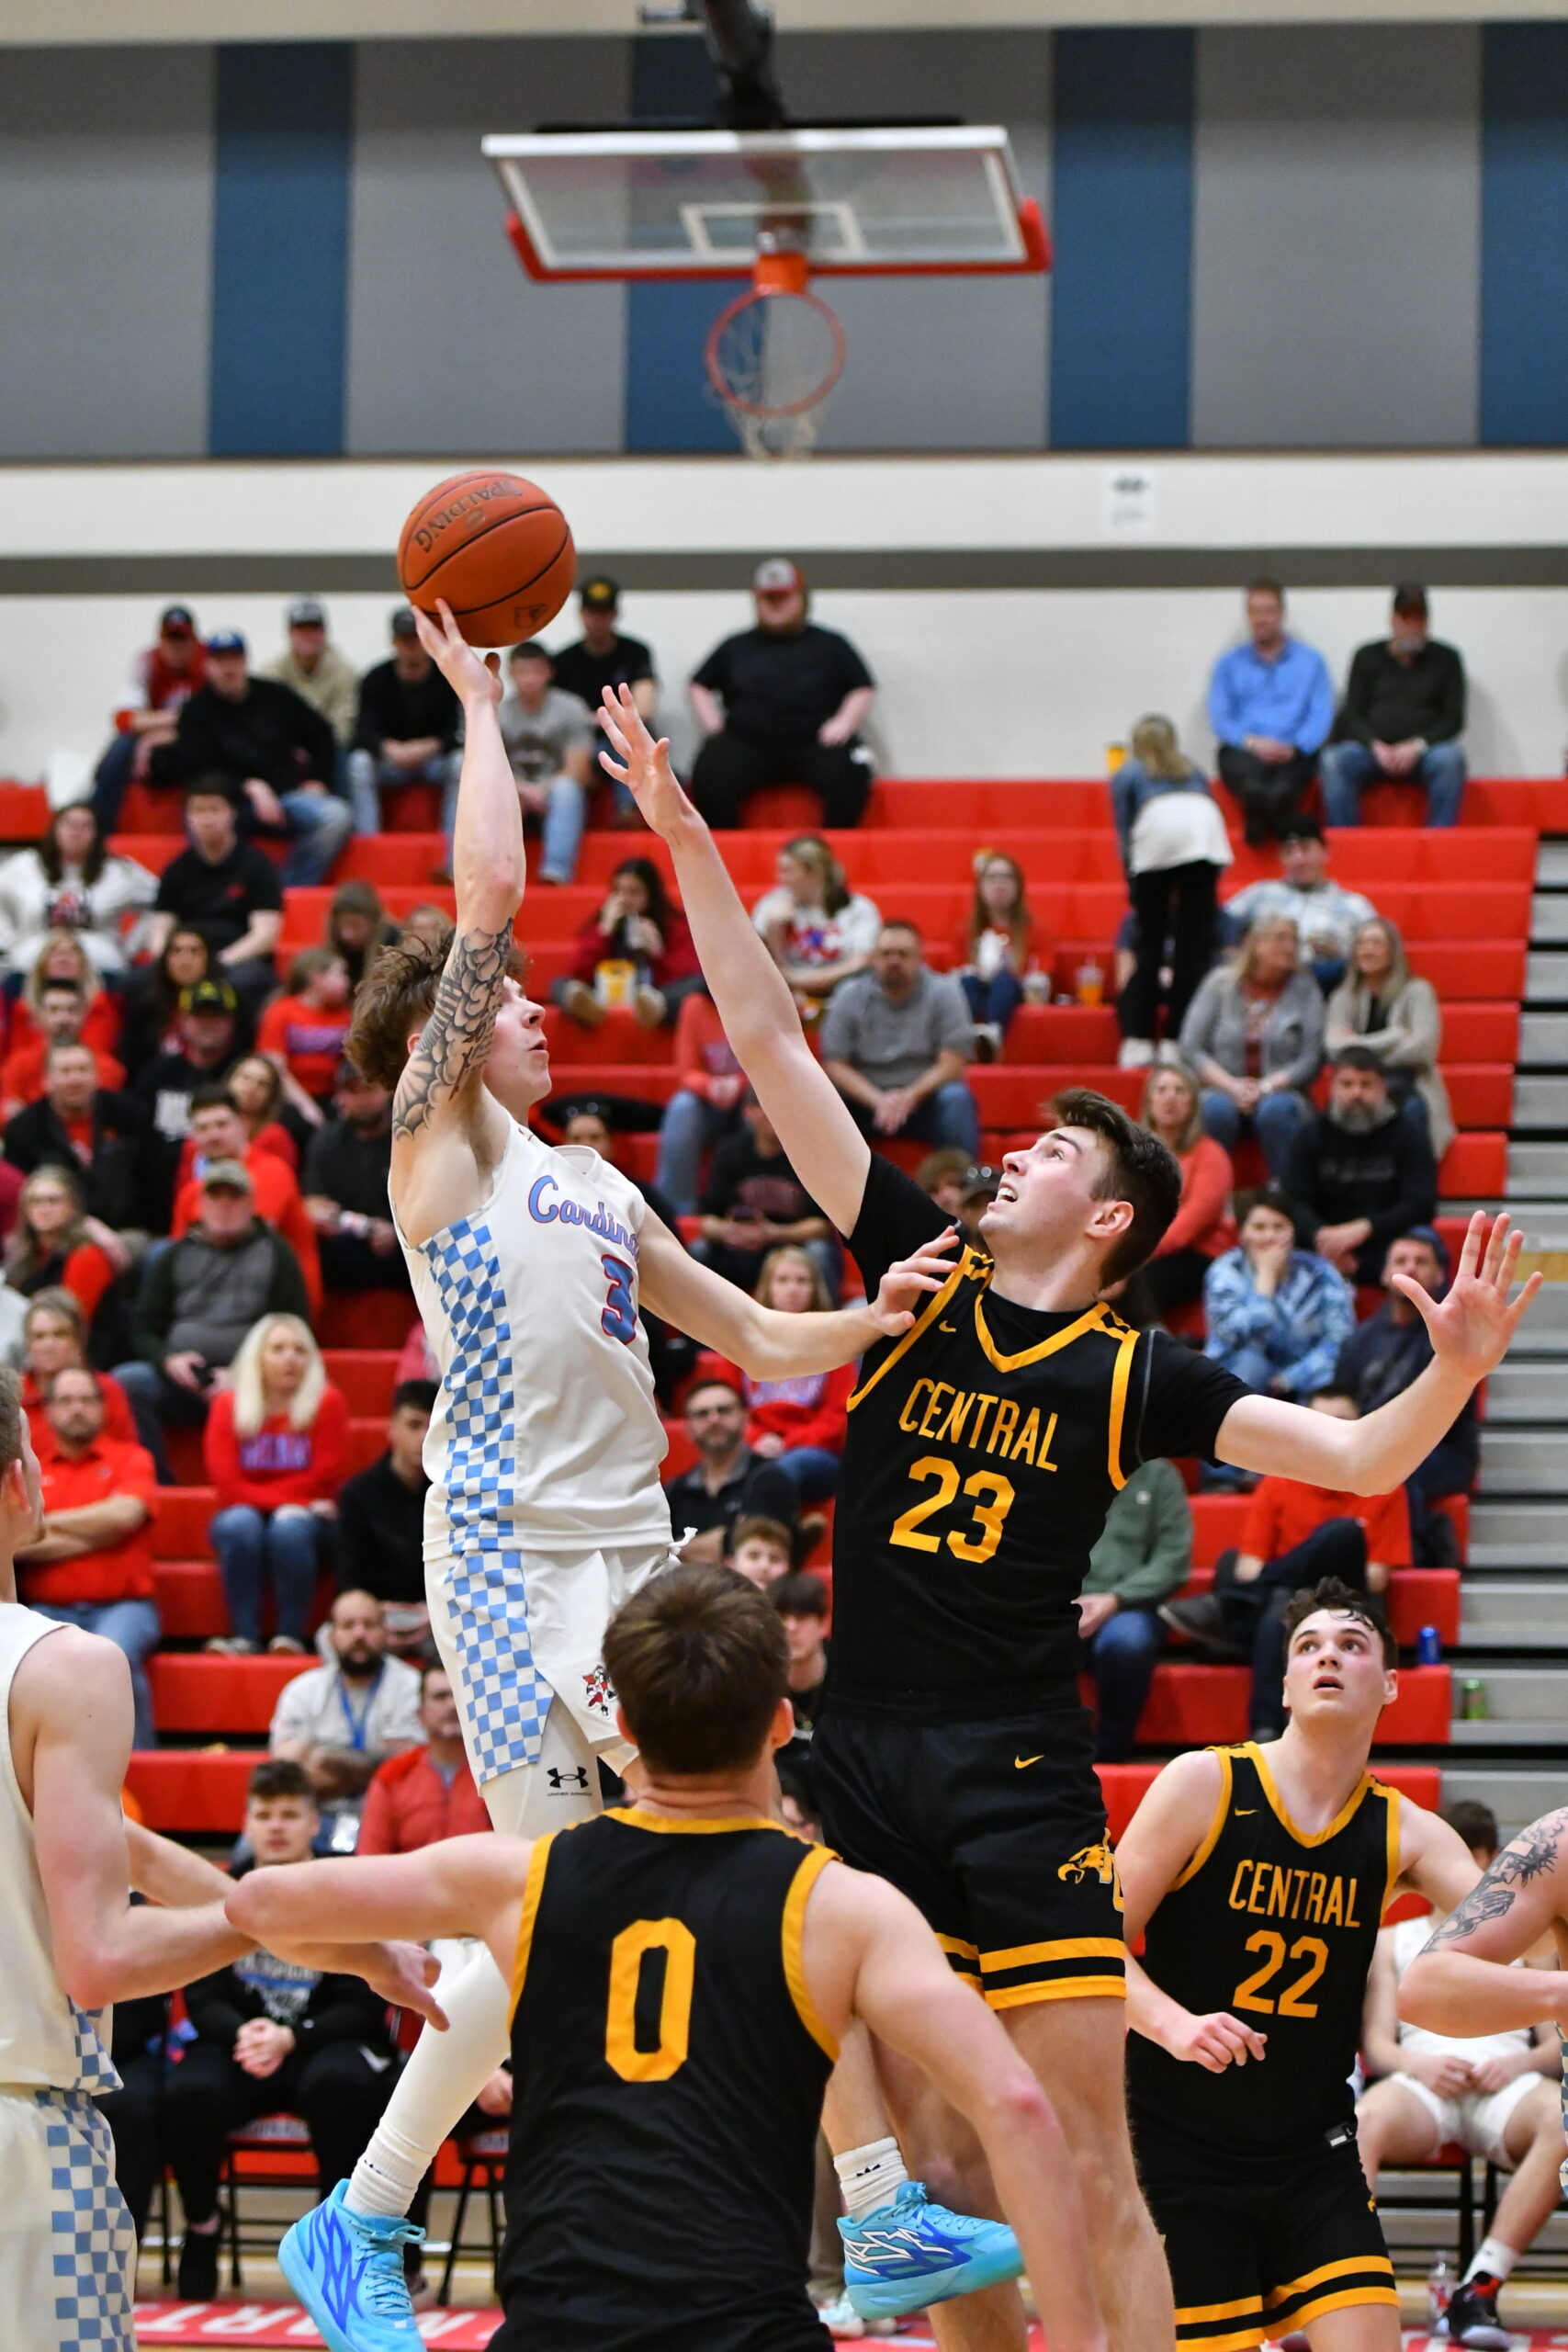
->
xmin=303 ymin=1060 xmax=406 ymax=1294
xmin=17 ymin=1365 xmax=158 ymax=1747
xmin=1320 ymin=586 xmax=1468 ymax=830
xmin=1207 ymin=580 xmax=1336 ymax=845
xmin=1122 ymin=1062 xmax=1235 ymax=1325
xmin=724 ymin=1247 xmax=852 ymax=1502
xmin=915 ymin=1147 xmax=972 ymax=1222
xmin=694 ymin=1091 xmax=838 ymax=1298
xmin=1203 ymin=1184 xmax=1356 ymax=1412
xmin=326 ymin=878 xmax=398 ymax=996
xmin=335 ymin=1380 xmax=435 ymax=1658
xmin=1077 ymin=1454 xmax=1191 ymax=1763
xmin=819 ymin=920 xmax=979 ymax=1157
xmin=172 ymin=1088 xmax=321 ymax=1311
xmin=1325 ymin=916 xmax=1452 ymax=1157
xmin=953 ymin=1162 xmax=1000 ymax=1247
xmin=161 ymin=1757 xmax=405 ymax=2301
xmin=954 ymin=852 xmax=1040 ymax=1061
xmin=20 ymin=1289 xmax=140 ymax=1454
xmin=263 ymin=597 xmax=359 ymax=753
xmin=0 ymin=803 xmax=155 ymax=986
xmin=116 ymin=1159 xmax=310 ymax=1436
xmin=751 ymin=834 xmax=883 ymax=1012
xmin=1280 ymin=1046 xmax=1438 ymax=1288
xmin=1111 ymin=716 xmax=1232 ymax=1068
xmin=549 ymin=575 xmax=659 ymax=820
xmin=5 ymin=1167 xmax=121 ymax=1339
xmin=690 ymin=560 xmax=876 ymax=830
xmin=146 ymin=783 xmax=284 ymax=1012
xmin=1179 ymin=914 xmax=1323 ymax=1174
xmin=491 ymin=638 xmax=594 ymax=885
xmin=664 ymin=1378 xmax=799 ymax=1566
xmin=399 ymin=902 xmax=453 ymax=960
xmin=152 ymin=631 xmax=351 ymax=885
xmin=5 ymin=1040 xmax=146 ymax=1236
xmin=269 ymin=1588 xmax=423 ymax=1797
xmin=116 ymin=923 xmax=212 ymax=1077
xmin=730 ymin=1516 xmax=795 ymax=1592
xmin=224 ymin=1051 xmax=298 ymax=1173
xmin=772 ymin=1569 xmax=829 ymax=1739
xmin=0 ymin=947 xmax=124 ymax=1116
xmin=256 ymin=948 xmax=354 ymax=1132
xmin=131 ymin=978 xmax=244 ymax=1226
xmin=349 ymin=605 xmax=463 ymax=839
xmin=654 ymin=990 xmax=747 ymax=1216
xmin=356 ymin=1665 xmax=488 ymax=1852
xmin=205 ymin=1312 xmax=346 ymax=1657
xmin=1163 ymin=1419 xmax=1408 ymax=1735
xmin=1224 ymin=814 xmax=1376 ymax=993
xmin=90 ymin=603 xmax=206 ymax=836
xmin=1333 ymin=1227 xmax=1478 ymax=1566
xmin=553 ymin=855 xmax=701 ymax=1031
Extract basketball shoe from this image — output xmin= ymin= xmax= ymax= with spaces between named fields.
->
xmin=838 ymin=2178 xmax=1023 ymax=2319
xmin=278 ymin=2181 xmax=424 ymax=2351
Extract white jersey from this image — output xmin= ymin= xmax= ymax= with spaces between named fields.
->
xmin=0 ymin=1604 xmax=118 ymax=2095
xmin=1392 ymin=1911 xmax=1531 ymax=2065
xmin=398 ymin=1121 xmax=672 ymax=1558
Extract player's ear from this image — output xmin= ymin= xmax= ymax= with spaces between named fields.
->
xmin=768 ymin=1697 xmax=795 ymax=1754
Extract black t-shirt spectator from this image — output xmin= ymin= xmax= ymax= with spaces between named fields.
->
xmin=5 ymin=1089 xmax=147 ymax=1231
xmin=153 ymin=678 xmax=336 ymax=797
xmin=693 ymin=626 xmax=874 ymax=746
xmin=154 ymin=842 xmax=282 ymax=954
xmin=550 ymin=634 xmax=657 ymax=715
xmin=353 ymin=660 xmax=461 ymax=757
xmin=335 ymin=1452 xmax=427 ymax=1606
xmin=1337 ymin=639 xmax=1466 ymax=751
xmin=701 ymin=1129 xmax=825 ymax=1229
xmin=303 ymin=1119 xmax=393 ymax=1221
xmin=663 ymin=1450 xmax=799 ymax=1551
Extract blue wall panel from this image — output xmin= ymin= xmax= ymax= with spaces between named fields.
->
xmin=210 ymin=43 xmax=353 ymax=457
xmin=1481 ymin=24 xmax=1568 ymax=447
xmin=1049 ymin=28 xmax=1193 ymax=450
xmin=625 ymin=34 xmax=735 ymax=455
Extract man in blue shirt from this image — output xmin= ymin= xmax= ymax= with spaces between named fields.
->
xmin=1208 ymin=580 xmax=1336 ymax=847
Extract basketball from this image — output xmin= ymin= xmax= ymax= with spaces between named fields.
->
xmin=397 ymin=469 xmax=575 ymax=647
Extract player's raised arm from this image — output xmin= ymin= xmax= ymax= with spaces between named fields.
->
xmin=1115 ymin=1750 xmax=1269 ymax=2074
xmin=226 ymin=1833 xmax=528 ymax=1985
xmin=1213 ymin=1211 xmax=1538 ymax=1496
xmin=1400 ymin=1807 xmax=1568 ymax=2039
xmin=598 ymin=685 xmax=872 ymax=1236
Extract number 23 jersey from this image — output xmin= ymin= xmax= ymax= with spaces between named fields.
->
xmin=834 ymin=1156 xmax=1247 ymax=1716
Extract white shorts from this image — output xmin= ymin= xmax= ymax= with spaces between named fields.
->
xmin=1392 ymin=2065 xmax=1543 ymax=2166
xmin=0 ymin=2086 xmax=135 ymax=2351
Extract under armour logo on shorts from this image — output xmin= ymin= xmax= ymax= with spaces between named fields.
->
xmin=548 ymin=1766 xmax=591 ymax=1792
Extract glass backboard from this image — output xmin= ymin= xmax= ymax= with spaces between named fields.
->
xmin=481 ymin=126 xmax=1049 ymax=281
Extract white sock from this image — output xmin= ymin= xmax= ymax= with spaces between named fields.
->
xmin=1465 ymin=2234 xmax=1518 ymax=2286
xmin=834 ymin=2136 xmax=909 ymax=2224
xmin=345 ymin=1944 xmax=513 ymax=2220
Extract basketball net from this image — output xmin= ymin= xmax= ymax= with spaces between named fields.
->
xmin=705 ymin=244 xmax=847 ymax=461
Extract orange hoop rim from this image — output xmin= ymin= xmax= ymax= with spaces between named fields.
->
xmin=704 ymin=277 xmax=848 ymax=420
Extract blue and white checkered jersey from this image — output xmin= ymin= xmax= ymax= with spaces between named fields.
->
xmin=398 ymin=1122 xmax=673 ymax=1560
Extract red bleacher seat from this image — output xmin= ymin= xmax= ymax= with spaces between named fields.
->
xmin=152 ymin=1559 xmax=227 ymax=1641
xmin=322 ymin=1351 xmax=400 ymax=1415
xmin=316 ymin=1291 xmax=415 ymax=1349
xmin=1176 ymin=1563 xmax=1461 ymax=1646
xmin=125 ymin=1748 xmax=266 ymax=1831
xmin=149 ymin=1652 xmax=310 ymax=1736
xmin=149 ymin=1487 xmax=217 ymax=1559
xmin=1129 ymin=1663 xmax=1450 ymax=1747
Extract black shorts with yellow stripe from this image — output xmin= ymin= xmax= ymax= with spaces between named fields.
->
xmin=811 ymin=1701 xmax=1124 ymax=2008
xmin=1133 ymin=2117 xmax=1396 ymax=2351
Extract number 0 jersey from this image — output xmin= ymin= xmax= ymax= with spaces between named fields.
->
xmin=1128 ymin=1743 xmax=1400 ymax=2159
xmin=496 ymin=1808 xmax=838 ymax=2352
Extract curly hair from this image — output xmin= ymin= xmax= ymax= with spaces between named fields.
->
xmin=345 ymin=932 xmax=450 ymax=1092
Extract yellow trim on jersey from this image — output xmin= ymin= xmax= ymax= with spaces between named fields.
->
xmin=604 ymin=1807 xmax=794 ymax=1837
xmin=1175 ymin=2290 xmax=1267 ymax=2324
xmin=1381 ymin=1784 xmax=1404 ymax=1918
xmin=510 ymin=1831 xmax=556 ymax=2017
xmin=781 ymin=1841 xmax=840 ymax=2064
xmin=1105 ymin=1317 xmax=1139 ymax=1490
xmin=1169 ymin=1747 xmax=1235 ymax=1890
xmin=847 ymin=1249 xmax=976 ymax=1411
xmin=1264 ymin=2254 xmax=1396 ymax=2304
xmin=980 ymin=1936 xmax=1126 ymax=1972
xmin=1247 ymin=1742 xmax=1372 ymax=1849
xmin=937 ymin=1932 xmax=982 ymax=1971
xmin=972 ymin=1295 xmax=1105 ymax=1374
xmin=1173 ymin=2321 xmax=1267 ymax=2352
xmin=986 ymin=1975 xmax=1127 ymax=2010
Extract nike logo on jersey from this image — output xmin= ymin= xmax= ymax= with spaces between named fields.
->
xmin=1014 ymin=1754 xmax=1043 ymax=1770
xmin=1235 ymin=1808 xmax=1257 ymax=1815
xmin=939 ymin=1321 xmax=959 ymax=1332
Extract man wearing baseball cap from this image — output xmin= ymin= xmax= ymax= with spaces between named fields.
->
xmin=688 ymin=558 xmax=876 ymax=829
xmin=263 ymin=598 xmax=360 ymax=751
xmin=90 ymin=602 xmax=209 ymax=835
xmin=549 ymin=577 xmax=660 ymax=825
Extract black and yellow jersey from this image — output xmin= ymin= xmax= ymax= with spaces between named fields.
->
xmin=1128 ymin=1742 xmax=1401 ymax=2160
xmin=833 ymin=1156 xmax=1246 ymax=1716
xmin=495 ymin=1807 xmax=837 ymax=2352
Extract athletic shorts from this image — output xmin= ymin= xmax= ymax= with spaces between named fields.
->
xmin=0 ymin=2086 xmax=135 ymax=2352
xmin=1389 ymin=2064 xmax=1541 ymax=2167
xmin=1134 ymin=2119 xmax=1396 ymax=2351
xmin=811 ymin=1702 xmax=1125 ymax=2009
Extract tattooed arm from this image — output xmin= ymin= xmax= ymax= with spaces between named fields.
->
xmin=390 ymin=600 xmax=521 ymax=1246
xmin=1399 ymin=1806 xmax=1568 ymax=2038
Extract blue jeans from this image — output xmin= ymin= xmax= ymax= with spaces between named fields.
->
xmin=1199 ymin=1085 xmax=1314 ymax=1176
xmin=1084 ymin=1604 xmax=1165 ymax=1762
xmin=209 ymin=1503 xmax=323 ymax=1648
xmin=655 ymin=1089 xmax=744 ymax=1215
xmin=441 ymin=765 xmax=586 ymax=883
xmin=349 ymin=745 xmax=462 ymax=836
xmin=276 ymin=786 xmax=353 ymax=888
xmin=768 ymin=1444 xmax=842 ymax=1503
xmin=33 ymin=1597 xmax=161 ymax=1750
xmin=960 ymin=969 xmax=1024 ymax=1035
xmin=92 ymin=731 xmax=141 ymax=835
xmin=1319 ymin=740 xmax=1467 ymax=829
xmin=844 ymin=1080 xmax=981 ymax=1159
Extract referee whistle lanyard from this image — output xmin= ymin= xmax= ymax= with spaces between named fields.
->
xmin=335 ymin=1664 xmax=385 ymax=1752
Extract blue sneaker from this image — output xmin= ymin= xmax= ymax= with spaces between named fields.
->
xmin=838 ymin=2178 xmax=1023 ymax=2320
xmin=277 ymin=2180 xmax=425 ymax=2352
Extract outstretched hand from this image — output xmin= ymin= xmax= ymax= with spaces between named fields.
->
xmin=360 ymin=1939 xmax=450 ymax=2030
xmin=411 ymin=598 xmax=502 ymax=707
xmin=599 ymin=684 xmax=694 ymax=836
xmin=1391 ymin=1211 xmax=1540 ymax=1384
xmin=867 ymin=1227 xmax=963 ymax=1339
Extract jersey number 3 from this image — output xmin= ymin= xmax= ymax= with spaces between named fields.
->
xmin=605 ymin=1918 xmax=696 ymax=2083
xmin=890 ymin=1453 xmax=1016 ymax=1565
xmin=601 ymin=1254 xmax=638 ymax=1344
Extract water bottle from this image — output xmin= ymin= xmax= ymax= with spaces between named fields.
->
xmin=1427 ymin=2253 xmax=1451 ymax=2329
xmin=1417 ymin=1623 xmax=1442 ymax=1665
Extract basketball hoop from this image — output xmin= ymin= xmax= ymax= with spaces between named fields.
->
xmin=704 ymin=245 xmax=847 ymax=461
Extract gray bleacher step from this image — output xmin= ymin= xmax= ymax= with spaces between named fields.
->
xmin=1496 ymin=1206 xmax=1568 ymax=1249
xmin=1537 ymin=842 xmax=1568 ymax=888
xmin=1512 ymin=1077 xmax=1568 ymax=1129
xmin=1532 ymin=893 xmax=1568 ymax=944
xmin=1461 ymin=1579 xmax=1568 ymax=1640
xmin=1447 ymin=1664 xmax=1568 ymax=1720
xmin=1477 ymin=1430 xmax=1568 ymax=1491
xmin=1520 ymin=1012 xmax=1568 ymax=1066
xmin=1483 ymin=1362 xmax=1568 ymax=1417
xmin=1440 ymin=1768 xmax=1566 ymax=1837
xmin=1500 ymin=1282 xmax=1568 ymax=1349
xmin=1448 ymin=1717 xmax=1568 ymax=1746
xmin=1468 ymin=1501 xmax=1568 ymax=1566
xmin=1507 ymin=1143 xmax=1568 ymax=1197
xmin=1525 ymin=951 xmax=1568 ymax=1004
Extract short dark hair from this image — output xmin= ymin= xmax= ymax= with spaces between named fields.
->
xmin=43 ymin=1036 xmax=92 ymax=1069
xmin=247 ymin=1758 xmax=316 ymax=1806
xmin=1247 ymin=577 xmax=1285 ymax=603
xmin=603 ymin=1565 xmax=787 ymax=1776
xmin=1441 ymin=1798 xmax=1499 ymax=1855
xmin=419 ymin=1660 xmax=453 ymax=1699
xmin=392 ymin=1379 xmax=438 ymax=1417
xmin=877 ymin=919 xmax=923 ymax=944
xmin=1282 ymin=1577 xmax=1396 ymax=1668
xmin=771 ymin=1570 xmax=829 ymax=1620
xmin=729 ymin=1514 xmax=794 ymax=1562
xmin=1235 ymin=1182 xmax=1296 ymax=1231
xmin=1393 ymin=582 xmax=1429 ymax=620
xmin=188 ymin=1083 xmax=241 ymax=1117
xmin=1333 ymin=1045 xmax=1386 ymax=1080
xmin=684 ymin=1377 xmax=743 ymax=1416
xmin=509 ymin=639 xmax=551 ymax=664
xmin=1049 ymin=1087 xmax=1181 ymax=1286
xmin=185 ymin=775 xmax=238 ymax=807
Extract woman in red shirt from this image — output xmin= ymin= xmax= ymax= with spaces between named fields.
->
xmin=6 ymin=1164 xmax=118 ymax=1329
xmin=719 ymin=1246 xmax=852 ymax=1504
xmin=255 ymin=948 xmax=353 ymax=1131
xmin=1123 ymin=1061 xmax=1235 ymax=1326
xmin=204 ymin=1312 xmax=347 ymax=1657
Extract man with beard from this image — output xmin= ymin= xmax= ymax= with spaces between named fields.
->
xmin=1280 ymin=1048 xmax=1437 ymax=1288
